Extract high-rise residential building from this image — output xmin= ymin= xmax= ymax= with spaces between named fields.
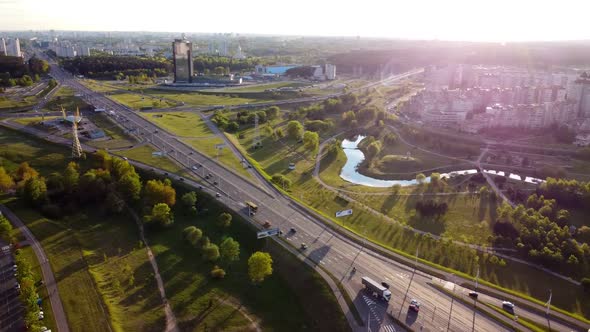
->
xmin=0 ymin=38 xmax=6 ymax=56
xmin=6 ymin=38 xmax=21 ymax=57
xmin=172 ymin=38 xmax=193 ymax=83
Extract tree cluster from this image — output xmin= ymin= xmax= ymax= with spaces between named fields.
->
xmin=14 ymin=249 xmax=44 ymax=330
xmin=192 ymin=55 xmax=262 ymax=74
xmin=61 ymin=56 xmax=170 ymax=79
xmin=494 ymin=201 xmax=590 ymax=276
xmin=415 ymin=200 xmax=448 ymax=217
xmin=0 ymin=56 xmax=49 ymax=86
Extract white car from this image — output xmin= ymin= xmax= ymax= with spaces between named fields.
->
xmin=502 ymin=301 xmax=515 ymax=310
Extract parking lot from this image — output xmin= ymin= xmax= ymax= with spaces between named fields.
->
xmin=0 ymin=245 xmax=24 ymax=331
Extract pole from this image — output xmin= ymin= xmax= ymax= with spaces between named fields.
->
xmin=447 ymin=279 xmax=456 ymax=332
xmin=546 ymin=289 xmax=552 ymax=332
xmin=398 ymin=248 xmax=418 ymax=319
xmin=471 ymin=267 xmax=479 ymax=332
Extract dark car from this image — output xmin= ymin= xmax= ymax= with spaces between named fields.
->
xmin=381 ymin=282 xmax=390 ymax=289
xmin=468 ymin=291 xmax=479 ymax=299
xmin=213 ymin=181 xmax=218 ymax=185
xmin=290 ymin=227 xmax=297 ymax=233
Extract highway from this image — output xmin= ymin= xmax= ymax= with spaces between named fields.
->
xmin=34 ymin=53 xmax=588 ymax=332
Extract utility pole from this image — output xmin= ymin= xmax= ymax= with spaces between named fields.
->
xmin=398 ymin=248 xmax=419 ymax=319
xmin=546 ymin=289 xmax=552 ymax=332
xmin=447 ymin=274 xmax=456 ymax=332
xmin=471 ymin=267 xmax=479 ymax=332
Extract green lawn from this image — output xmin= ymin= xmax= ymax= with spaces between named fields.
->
xmin=143 ymin=89 xmax=264 ymax=106
xmin=0 ymin=95 xmax=37 ymax=110
xmin=109 ymin=92 xmax=176 ymax=110
xmin=184 ymin=137 xmax=253 ymax=180
xmin=44 ymin=87 xmax=90 ymax=112
xmin=229 ymin=114 xmax=590 ymax=320
xmin=114 ymin=145 xmax=199 ymax=181
xmin=141 ymin=112 xmax=214 ymax=138
xmin=147 ymin=179 xmax=349 ymax=332
xmin=12 ymin=116 xmax=60 ymax=126
xmin=80 ymin=80 xmax=119 ymax=93
xmin=85 ymin=113 xmax=138 ymax=150
xmin=217 ymin=82 xmax=308 ymax=93
xmin=18 ymin=246 xmax=57 ymax=332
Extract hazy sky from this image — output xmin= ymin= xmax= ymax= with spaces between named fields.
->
xmin=2 ymin=0 xmax=590 ymax=41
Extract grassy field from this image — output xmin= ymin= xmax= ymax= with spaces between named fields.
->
xmin=141 ymin=112 xmax=214 ymax=138
xmin=80 ymin=80 xmax=119 ymax=93
xmin=18 ymin=246 xmax=57 ymax=332
xmin=12 ymin=116 xmax=60 ymax=126
xmin=45 ymin=86 xmax=90 ymax=112
xmin=143 ymin=89 xmax=264 ymax=106
xmin=183 ymin=137 xmax=252 ymax=179
xmin=146 ymin=178 xmax=349 ymax=332
xmin=114 ymin=145 xmax=199 ymax=181
xmin=228 ymin=115 xmax=590 ymax=320
xmin=108 ymin=92 xmax=176 ymax=110
xmin=0 ymin=123 xmax=349 ymax=331
xmin=0 ymin=95 xmax=38 ymax=110
xmin=217 ymin=82 xmax=308 ymax=93
xmin=2 ymin=197 xmax=165 ymax=332
xmin=84 ymin=113 xmax=139 ymax=150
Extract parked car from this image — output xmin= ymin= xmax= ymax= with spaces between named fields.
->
xmin=409 ymin=299 xmax=420 ymax=312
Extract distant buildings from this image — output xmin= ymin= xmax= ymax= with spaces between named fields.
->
xmin=172 ymin=38 xmax=194 ymax=83
xmin=51 ymin=39 xmax=90 ymax=58
xmin=0 ymin=38 xmax=6 ymax=56
xmin=1 ymin=38 xmax=22 ymax=57
xmin=255 ymin=64 xmax=300 ymax=76
xmin=403 ymin=68 xmax=590 ymax=133
xmin=255 ymin=63 xmax=337 ymax=80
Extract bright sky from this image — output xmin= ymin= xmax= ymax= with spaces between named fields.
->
xmin=2 ymin=0 xmax=590 ymax=41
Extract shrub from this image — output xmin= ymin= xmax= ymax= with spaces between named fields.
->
xmin=210 ymin=266 xmax=226 ymax=279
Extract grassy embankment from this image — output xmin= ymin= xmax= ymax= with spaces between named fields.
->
xmin=141 ymin=112 xmax=252 ymax=179
xmin=226 ymin=116 xmax=590 ymax=321
xmin=0 ymin=125 xmax=350 ymax=331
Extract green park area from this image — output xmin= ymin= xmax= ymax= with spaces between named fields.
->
xmin=0 ymin=125 xmax=348 ymax=331
xmin=108 ymin=92 xmax=177 ymax=110
xmin=141 ymin=112 xmax=252 ymax=179
xmin=217 ymin=81 xmax=308 ymax=93
xmin=142 ymin=89 xmax=264 ymax=107
xmin=0 ymin=95 xmax=37 ymax=110
xmin=220 ymin=93 xmax=590 ymax=320
xmin=44 ymin=86 xmax=90 ymax=113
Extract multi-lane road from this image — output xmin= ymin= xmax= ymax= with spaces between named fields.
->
xmin=27 ymin=52 xmax=589 ymax=332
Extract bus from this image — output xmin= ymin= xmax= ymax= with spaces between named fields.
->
xmin=246 ymin=201 xmax=258 ymax=215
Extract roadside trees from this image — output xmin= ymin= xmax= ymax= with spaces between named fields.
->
xmin=217 ymin=212 xmax=232 ymax=228
xmin=248 ymin=251 xmax=273 ymax=283
xmin=144 ymin=203 xmax=174 ymax=227
xmin=286 ymin=121 xmax=304 ymax=140
xmin=303 ymin=131 xmax=319 ymax=152
xmin=219 ymin=237 xmax=240 ymax=263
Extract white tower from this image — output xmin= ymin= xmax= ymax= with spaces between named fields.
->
xmin=71 ymin=108 xmax=83 ymax=159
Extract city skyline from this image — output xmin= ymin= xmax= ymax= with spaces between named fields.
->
xmin=2 ymin=0 xmax=590 ymax=42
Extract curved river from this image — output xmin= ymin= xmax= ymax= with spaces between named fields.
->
xmin=339 ymin=135 xmax=544 ymax=188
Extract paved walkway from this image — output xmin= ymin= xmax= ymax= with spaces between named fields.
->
xmin=0 ymin=204 xmax=70 ymax=332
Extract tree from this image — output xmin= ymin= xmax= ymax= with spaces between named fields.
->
xmin=265 ymin=106 xmax=280 ymax=119
xmin=203 ymin=243 xmax=220 ymax=262
xmin=0 ymin=167 xmax=15 ymax=193
xmin=303 ymin=131 xmax=319 ymax=152
xmin=63 ymin=162 xmax=80 ymax=194
xmin=218 ymin=212 xmax=232 ymax=228
xmin=0 ymin=215 xmax=13 ymax=242
xmin=183 ymin=226 xmax=203 ymax=246
xmin=181 ymin=191 xmax=197 ymax=209
xmin=286 ymin=121 xmax=304 ymax=140
xmin=117 ymin=172 xmax=142 ymax=202
xmin=271 ymin=174 xmax=291 ymax=190
xmin=22 ymin=177 xmax=47 ymax=207
xmin=105 ymin=192 xmax=125 ymax=214
xmin=219 ymin=237 xmax=240 ymax=262
xmin=416 ymin=173 xmax=426 ymax=185
xmin=582 ymin=278 xmax=590 ymax=293
xmin=365 ymin=141 xmax=382 ymax=160
xmin=144 ymin=203 xmax=174 ymax=227
xmin=15 ymin=162 xmax=38 ymax=183
xmin=210 ymin=265 xmax=226 ymax=279
xmin=248 ymin=251 xmax=273 ymax=283
xmin=144 ymin=179 xmax=176 ymax=207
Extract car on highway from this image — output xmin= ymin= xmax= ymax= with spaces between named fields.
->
xmin=192 ymin=166 xmax=198 ymax=170
xmin=468 ymin=291 xmax=479 ymax=298
xmin=205 ymin=174 xmax=210 ymax=179
xmin=263 ymin=221 xmax=271 ymax=228
xmin=409 ymin=299 xmax=420 ymax=312
xmin=290 ymin=227 xmax=296 ymax=233
xmin=215 ymin=192 xmax=221 ymax=198
xmin=381 ymin=282 xmax=390 ymax=289
xmin=502 ymin=301 xmax=515 ymax=311
xmin=213 ymin=181 xmax=218 ymax=185
xmin=300 ymin=243 xmax=308 ymax=250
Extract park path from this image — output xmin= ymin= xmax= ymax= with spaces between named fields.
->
xmin=0 ymin=204 xmax=71 ymax=332
xmin=127 ymin=209 xmax=179 ymax=332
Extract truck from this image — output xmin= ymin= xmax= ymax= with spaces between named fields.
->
xmin=361 ymin=276 xmax=391 ymax=302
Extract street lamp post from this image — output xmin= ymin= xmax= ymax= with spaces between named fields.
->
xmin=471 ymin=266 xmax=479 ymax=332
xmin=447 ymin=274 xmax=457 ymax=332
xmin=398 ymin=248 xmax=419 ymax=319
